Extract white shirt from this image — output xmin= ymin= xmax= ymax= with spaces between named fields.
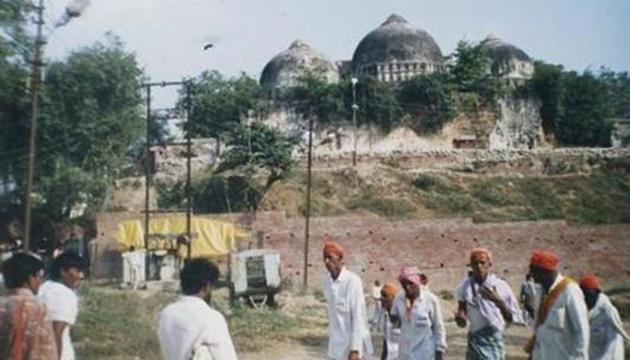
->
xmin=38 ymin=280 xmax=79 ymax=360
xmin=158 ymin=296 xmax=237 ymax=360
xmin=377 ymin=307 xmax=400 ymax=360
xmin=456 ymin=273 xmax=521 ymax=333
xmin=391 ymin=290 xmax=447 ymax=360
xmin=532 ymin=274 xmax=590 ymax=360
xmin=588 ymin=293 xmax=629 ymax=360
xmin=324 ymin=267 xmax=373 ymax=360
xmin=371 ymin=285 xmax=382 ymax=300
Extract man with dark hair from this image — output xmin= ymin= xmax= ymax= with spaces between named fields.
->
xmin=579 ymin=274 xmax=629 ymax=360
xmin=38 ymin=251 xmax=83 ymax=360
xmin=1 ymin=252 xmax=58 ymax=359
xmin=158 ymin=257 xmax=237 ymax=360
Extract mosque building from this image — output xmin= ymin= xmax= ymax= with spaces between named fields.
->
xmin=259 ymin=14 xmax=534 ymax=89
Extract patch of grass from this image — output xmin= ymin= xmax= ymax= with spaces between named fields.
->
xmin=425 ymin=192 xmax=475 ymax=214
xmin=345 ymin=195 xmax=417 ymax=218
xmin=73 ymin=285 xmax=176 ymax=359
xmin=411 ymin=174 xmax=457 ymax=193
xmin=470 ymin=180 xmax=513 ymax=207
xmin=229 ymin=305 xmax=299 ymax=352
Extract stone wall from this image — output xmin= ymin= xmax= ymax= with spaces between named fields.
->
xmin=303 ymin=148 xmax=630 ymax=175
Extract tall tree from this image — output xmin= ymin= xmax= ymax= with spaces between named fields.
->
xmin=448 ymin=40 xmax=502 ymax=101
xmin=556 ymin=71 xmax=613 ymax=147
xmin=186 ymin=71 xmax=266 ymax=146
xmin=27 ymin=35 xmax=145 ymax=232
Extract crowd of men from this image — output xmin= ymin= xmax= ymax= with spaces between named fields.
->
xmin=1 ymin=239 xmax=629 ymax=359
xmin=321 ymin=241 xmax=630 ymax=360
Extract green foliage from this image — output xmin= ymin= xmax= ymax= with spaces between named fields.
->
xmin=159 ymin=123 xmax=298 ymax=214
xmin=556 ymin=71 xmax=613 ymax=146
xmin=397 ymin=73 xmax=455 ymax=133
xmin=288 ymin=72 xmax=347 ymax=125
xmin=33 ymin=35 xmax=144 ymax=223
xmin=528 ymin=62 xmax=619 ymax=147
xmin=187 ymin=71 xmax=267 ymax=141
xmin=529 ymin=62 xmax=565 ymax=134
xmin=345 ymin=194 xmax=416 ymax=218
xmin=448 ymin=41 xmax=503 ymax=101
xmin=356 ymin=76 xmax=403 ymax=131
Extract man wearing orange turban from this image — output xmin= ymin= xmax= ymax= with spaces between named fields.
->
xmin=526 ymin=250 xmax=589 ymax=360
xmin=455 ymin=248 xmax=521 ymax=360
xmin=374 ymin=282 xmax=401 ymax=360
xmin=322 ymin=239 xmax=372 ymax=360
xmin=579 ymin=274 xmax=630 ymax=360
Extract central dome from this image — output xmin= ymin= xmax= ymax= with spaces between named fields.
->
xmin=352 ymin=14 xmax=444 ymax=81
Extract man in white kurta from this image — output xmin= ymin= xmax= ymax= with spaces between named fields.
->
xmin=323 ymin=240 xmax=373 ymax=360
xmin=580 ymin=275 xmax=630 ymax=360
xmin=392 ymin=266 xmax=446 ymax=360
xmin=158 ymin=258 xmax=237 ymax=360
xmin=527 ymin=250 xmax=590 ymax=360
xmin=376 ymin=282 xmax=401 ymax=360
xmin=455 ymin=248 xmax=521 ymax=360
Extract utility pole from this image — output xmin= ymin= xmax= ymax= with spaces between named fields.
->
xmin=303 ymin=110 xmax=314 ymax=290
xmin=185 ymin=83 xmax=192 ymax=261
xmin=351 ymin=77 xmax=359 ymax=167
xmin=23 ymin=0 xmax=46 ymax=250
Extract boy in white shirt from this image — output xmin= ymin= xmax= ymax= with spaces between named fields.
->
xmin=38 ymin=251 xmax=83 ymax=360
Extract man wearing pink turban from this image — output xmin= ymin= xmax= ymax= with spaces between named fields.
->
xmin=391 ymin=266 xmax=446 ymax=360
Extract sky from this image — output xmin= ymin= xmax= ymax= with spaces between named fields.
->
xmin=42 ymin=0 xmax=630 ymax=107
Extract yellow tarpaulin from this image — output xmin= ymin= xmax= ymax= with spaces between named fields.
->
xmin=117 ymin=217 xmax=247 ymax=257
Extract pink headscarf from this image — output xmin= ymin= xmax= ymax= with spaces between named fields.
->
xmin=398 ymin=266 xmax=422 ymax=286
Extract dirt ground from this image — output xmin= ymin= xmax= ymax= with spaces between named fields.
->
xmin=240 ymin=296 xmax=532 ymax=360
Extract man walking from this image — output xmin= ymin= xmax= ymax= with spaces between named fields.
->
xmin=38 ymin=251 xmax=83 ymax=360
xmin=377 ymin=282 xmax=401 ymax=360
xmin=158 ymin=258 xmax=237 ymax=360
xmin=455 ymin=248 xmax=521 ymax=360
xmin=526 ymin=250 xmax=589 ymax=360
xmin=580 ymin=274 xmax=629 ymax=360
xmin=1 ymin=252 xmax=58 ymax=359
xmin=323 ymin=240 xmax=372 ymax=360
xmin=392 ymin=266 xmax=446 ymax=360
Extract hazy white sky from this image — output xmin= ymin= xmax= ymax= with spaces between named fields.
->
xmin=43 ymin=0 xmax=630 ymax=107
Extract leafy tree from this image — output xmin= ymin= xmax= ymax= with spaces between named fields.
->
xmin=29 ymin=35 xmax=144 ymax=227
xmin=528 ymin=61 xmax=565 ymax=134
xmin=397 ymin=74 xmax=455 ymax=133
xmin=556 ymin=71 xmax=613 ymax=146
xmin=287 ymin=72 xmax=346 ymax=126
xmin=216 ymin=122 xmax=298 ymax=212
xmin=186 ymin=71 xmax=266 ymax=147
xmin=355 ymin=76 xmax=403 ymax=132
xmin=599 ymin=69 xmax=630 ymax=118
xmin=448 ymin=40 xmax=503 ymax=101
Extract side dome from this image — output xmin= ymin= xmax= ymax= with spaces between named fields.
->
xmin=352 ymin=14 xmax=444 ymax=82
xmin=260 ymin=40 xmax=339 ymax=90
xmin=480 ymin=35 xmax=534 ymax=83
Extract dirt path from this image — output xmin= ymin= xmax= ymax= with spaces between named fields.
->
xmin=241 ymin=320 xmax=531 ymax=360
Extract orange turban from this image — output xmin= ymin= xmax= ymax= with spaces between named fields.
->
xmin=530 ymin=250 xmax=559 ymax=271
xmin=381 ymin=282 xmax=399 ymax=298
xmin=323 ymin=240 xmax=344 ymax=258
xmin=470 ymin=248 xmax=492 ymax=262
xmin=579 ymin=274 xmax=602 ymax=291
